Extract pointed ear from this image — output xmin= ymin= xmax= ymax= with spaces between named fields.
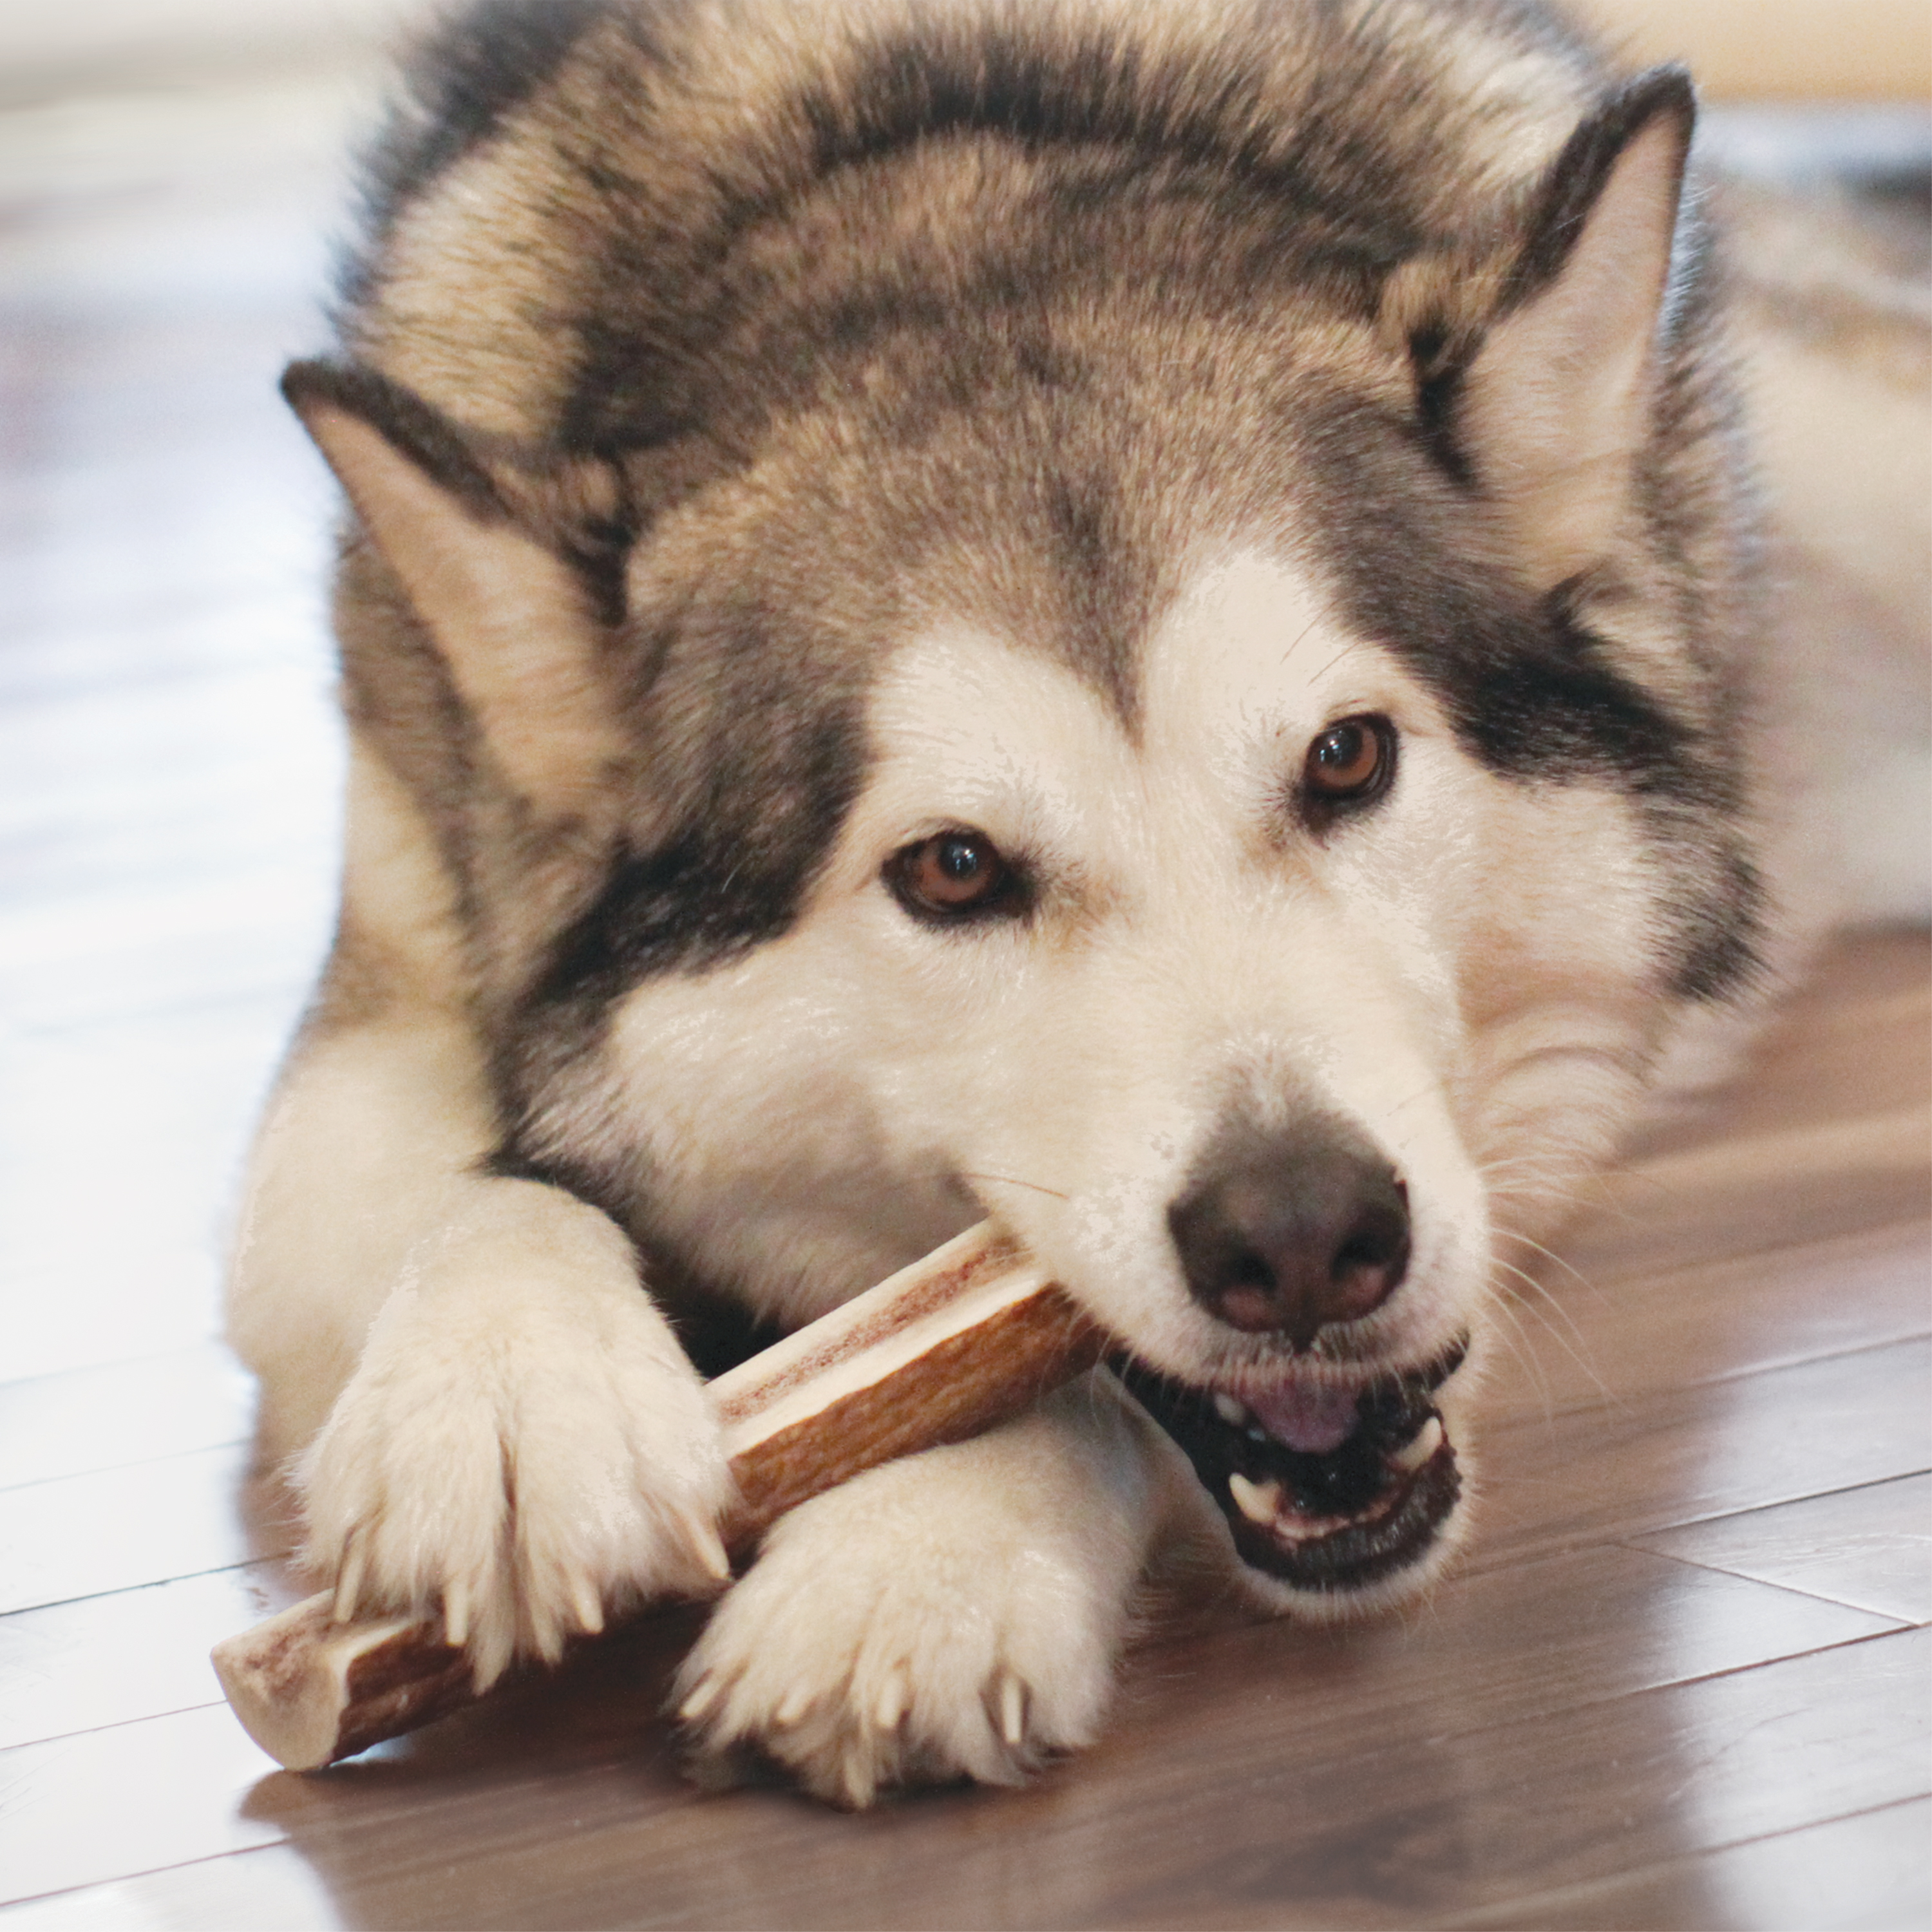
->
xmin=1456 ymin=69 xmax=1697 ymax=590
xmin=283 ymin=359 xmax=627 ymax=816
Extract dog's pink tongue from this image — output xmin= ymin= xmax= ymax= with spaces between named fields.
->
xmin=1248 ymin=1383 xmax=1359 ymax=1454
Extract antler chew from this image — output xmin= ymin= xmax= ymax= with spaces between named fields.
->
xmin=212 ymin=1223 xmax=1100 ymax=1770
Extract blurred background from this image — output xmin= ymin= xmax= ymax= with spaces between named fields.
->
xmin=5 ymin=0 xmax=1931 ymax=99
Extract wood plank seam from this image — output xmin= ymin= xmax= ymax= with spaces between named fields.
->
xmin=1617 ymin=1542 xmax=1921 ymax=1629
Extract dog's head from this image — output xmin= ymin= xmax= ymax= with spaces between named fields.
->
xmin=289 ymin=66 xmax=1761 ymax=1609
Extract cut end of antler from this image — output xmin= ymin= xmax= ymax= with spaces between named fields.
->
xmin=211 ymin=1595 xmax=467 ymax=1771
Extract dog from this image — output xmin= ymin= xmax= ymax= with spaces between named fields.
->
xmin=226 ymin=0 xmax=1928 ymax=1805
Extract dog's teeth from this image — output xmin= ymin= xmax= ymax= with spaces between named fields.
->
xmin=1213 ymin=1393 xmax=1247 ymax=1425
xmin=331 ymin=1535 xmax=366 ymax=1625
xmin=1228 ymin=1472 xmax=1283 ymax=1524
xmin=1392 ymin=1416 xmax=1444 ymax=1473
xmin=1246 ymin=1426 xmax=1269 ymax=1442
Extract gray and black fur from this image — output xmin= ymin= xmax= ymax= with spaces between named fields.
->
xmin=317 ymin=0 xmax=1762 ymax=1166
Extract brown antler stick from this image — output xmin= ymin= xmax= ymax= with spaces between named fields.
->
xmin=212 ymin=1223 xmax=1101 ymax=1770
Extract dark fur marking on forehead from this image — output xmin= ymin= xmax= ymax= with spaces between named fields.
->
xmin=1042 ymin=470 xmax=1146 ymax=728
xmin=797 ymin=26 xmax=1439 ymax=263
xmin=551 ymin=4 xmax=1551 ymax=457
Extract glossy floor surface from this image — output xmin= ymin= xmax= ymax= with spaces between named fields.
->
xmin=1 ymin=66 xmax=1929 ymax=1932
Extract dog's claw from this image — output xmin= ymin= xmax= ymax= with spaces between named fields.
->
xmin=672 ymin=1506 xmax=732 ymax=1584
xmin=839 ymin=1743 xmax=877 ymax=1810
xmin=677 ymin=1671 xmax=721 ymax=1723
xmin=872 ymin=1669 xmax=907 ymax=1731
xmin=442 ymin=1578 xmax=471 ymax=1649
xmin=773 ymin=1681 xmax=815 ymax=1727
xmin=997 ymin=1673 xmax=1027 ymax=1748
xmin=567 ymin=1569 xmax=604 ymax=1636
xmin=331 ymin=1534 xmax=366 ymax=1624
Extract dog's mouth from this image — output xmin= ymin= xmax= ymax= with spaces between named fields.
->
xmin=1114 ymin=1336 xmax=1466 ymax=1591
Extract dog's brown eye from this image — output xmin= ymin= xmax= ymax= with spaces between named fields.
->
xmin=887 ymin=830 xmax=1021 ymax=921
xmin=1303 ymin=715 xmax=1396 ymax=808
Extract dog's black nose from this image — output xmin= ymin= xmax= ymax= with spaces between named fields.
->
xmin=1168 ymin=1117 xmax=1410 ymax=1345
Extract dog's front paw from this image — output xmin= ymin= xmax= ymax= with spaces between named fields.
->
xmin=299 ymin=1253 xmax=733 ymax=1687
xmin=671 ymin=1446 xmax=1126 ymax=1807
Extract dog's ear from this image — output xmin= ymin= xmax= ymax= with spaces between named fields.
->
xmin=1455 ymin=69 xmax=1697 ymax=590
xmin=283 ymin=358 xmax=627 ymax=817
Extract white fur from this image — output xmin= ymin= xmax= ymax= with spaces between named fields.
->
xmin=580 ymin=549 xmax=1658 ymax=1360
xmin=234 ymin=547 xmax=1735 ymax=1798
xmin=514 ymin=548 xmax=1671 ymax=1792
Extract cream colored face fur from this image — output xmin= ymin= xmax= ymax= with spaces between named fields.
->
xmin=580 ymin=545 xmax=1660 ymax=1387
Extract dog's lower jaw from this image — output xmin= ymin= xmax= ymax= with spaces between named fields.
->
xmin=1220 ymin=1475 xmax=1476 ymax=1623
xmin=1117 ymin=1340 xmax=1476 ymax=1620
xmin=1168 ymin=1426 xmax=1479 ymax=1629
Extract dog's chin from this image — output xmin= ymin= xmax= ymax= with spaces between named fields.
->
xmin=1115 ymin=1336 xmax=1468 ymax=1601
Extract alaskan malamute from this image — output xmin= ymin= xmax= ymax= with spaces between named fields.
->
xmin=228 ymin=0 xmax=1927 ymax=1804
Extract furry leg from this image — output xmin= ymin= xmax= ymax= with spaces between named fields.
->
xmin=229 ymin=1012 xmax=732 ymax=1687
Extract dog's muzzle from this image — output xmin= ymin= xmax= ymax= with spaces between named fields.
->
xmin=1116 ymin=1338 xmax=1466 ymax=1589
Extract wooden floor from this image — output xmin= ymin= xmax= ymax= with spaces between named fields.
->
xmin=1 ymin=68 xmax=1927 ymax=1932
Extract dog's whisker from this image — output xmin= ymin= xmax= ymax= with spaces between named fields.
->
xmin=1307 ymin=636 xmax=1370 ymax=683
xmin=1480 ymin=1286 xmax=1557 ymax=1420
xmin=1492 ymin=1224 xmax=1598 ymax=1296
xmin=1277 ymin=616 xmax=1322 ymax=669
xmin=1384 ymin=1079 xmax=1441 ymax=1122
xmin=955 ymin=1171 xmax=1071 ymax=1202
xmin=1488 ymin=1256 xmax=1616 ymax=1410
